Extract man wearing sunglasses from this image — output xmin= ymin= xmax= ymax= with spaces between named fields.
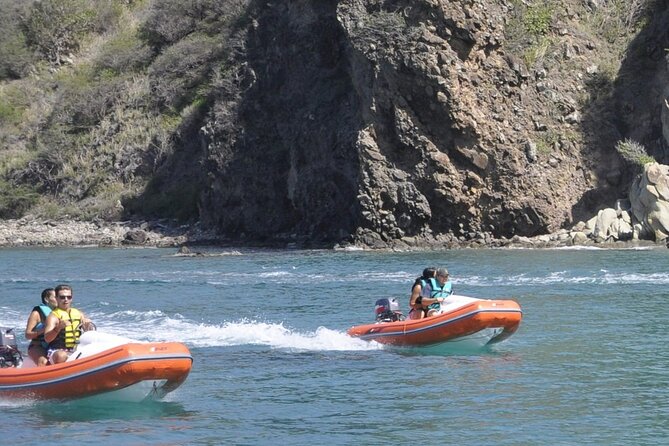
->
xmin=43 ymin=284 xmax=94 ymax=364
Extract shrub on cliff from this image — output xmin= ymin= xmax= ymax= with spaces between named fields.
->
xmin=94 ymin=30 xmax=154 ymax=75
xmin=0 ymin=179 xmax=38 ymax=219
xmin=22 ymin=0 xmax=97 ymax=65
xmin=22 ymin=0 xmax=127 ymax=66
xmin=140 ymin=0 xmax=246 ymax=49
xmin=615 ymin=138 xmax=655 ymax=170
xmin=505 ymin=1 xmax=555 ymax=68
xmin=148 ymin=35 xmax=220 ymax=110
xmin=0 ymin=84 xmax=30 ymax=127
xmin=0 ymin=0 xmax=34 ymax=80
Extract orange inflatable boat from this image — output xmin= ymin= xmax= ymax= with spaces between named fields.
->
xmin=347 ymin=295 xmax=522 ymax=348
xmin=0 ymin=331 xmax=193 ymax=402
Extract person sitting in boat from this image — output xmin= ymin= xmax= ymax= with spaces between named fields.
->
xmin=408 ymin=267 xmax=443 ymax=320
xmin=43 ymin=284 xmax=94 ymax=365
xmin=425 ymin=268 xmax=453 ymax=317
xmin=24 ymin=288 xmax=57 ymax=366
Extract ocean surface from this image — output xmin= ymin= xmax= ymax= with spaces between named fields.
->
xmin=1 ymin=246 xmax=668 ymax=445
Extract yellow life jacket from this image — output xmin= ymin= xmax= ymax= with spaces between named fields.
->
xmin=50 ymin=308 xmax=83 ymax=349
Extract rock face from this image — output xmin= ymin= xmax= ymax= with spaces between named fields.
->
xmin=630 ymin=163 xmax=669 ymax=241
xmin=193 ymin=0 xmax=669 ymax=247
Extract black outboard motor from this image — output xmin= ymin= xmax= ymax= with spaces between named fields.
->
xmin=0 ymin=327 xmax=23 ymax=368
xmin=374 ymin=298 xmax=404 ymax=322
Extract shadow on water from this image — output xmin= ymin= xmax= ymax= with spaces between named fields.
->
xmin=382 ymin=331 xmax=522 ymax=357
xmin=387 ymin=342 xmax=506 ymax=357
xmin=35 ymin=398 xmax=195 ymax=422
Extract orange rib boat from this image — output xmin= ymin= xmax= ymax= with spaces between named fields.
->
xmin=347 ymin=295 xmax=522 ymax=348
xmin=0 ymin=332 xmax=193 ymax=401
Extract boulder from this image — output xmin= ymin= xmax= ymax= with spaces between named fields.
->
xmin=629 ymin=163 xmax=669 ymax=241
xmin=570 ymin=231 xmax=589 ymax=245
xmin=591 ymin=206 xmax=634 ymax=242
xmin=123 ymin=229 xmax=148 ymax=245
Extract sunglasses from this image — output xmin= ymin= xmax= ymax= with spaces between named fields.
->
xmin=57 ymin=295 xmax=73 ymax=300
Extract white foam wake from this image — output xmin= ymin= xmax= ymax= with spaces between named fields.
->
xmin=98 ymin=315 xmax=381 ymax=352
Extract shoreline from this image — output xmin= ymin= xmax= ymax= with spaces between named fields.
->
xmin=0 ymin=218 xmax=219 ymax=249
xmin=0 ymin=218 xmax=665 ymax=251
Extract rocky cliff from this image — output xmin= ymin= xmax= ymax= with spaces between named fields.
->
xmin=2 ymin=0 xmax=668 ymax=248
xmin=194 ymin=0 xmax=668 ymax=247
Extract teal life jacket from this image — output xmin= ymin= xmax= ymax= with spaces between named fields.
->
xmin=32 ymin=304 xmax=52 ymax=348
xmin=428 ymin=278 xmax=452 ymax=297
xmin=426 ymin=278 xmax=453 ymax=310
xmin=419 ymin=279 xmax=433 ymax=298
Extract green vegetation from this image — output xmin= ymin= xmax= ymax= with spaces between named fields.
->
xmin=94 ymin=29 xmax=153 ymax=75
xmin=0 ymin=0 xmax=251 ymax=221
xmin=536 ymin=131 xmax=559 ymax=155
xmin=0 ymin=0 xmax=34 ymax=80
xmin=520 ymin=3 xmax=554 ymax=66
xmin=615 ymin=139 xmax=656 ymax=167
xmin=522 ymin=36 xmax=552 ymax=69
xmin=148 ymin=34 xmax=220 ymax=110
xmin=588 ymin=0 xmax=653 ymax=44
xmin=22 ymin=0 xmax=98 ymax=65
xmin=0 ymin=179 xmax=38 ymax=219
xmin=523 ymin=3 xmax=554 ymax=38
xmin=505 ymin=1 xmax=556 ymax=68
xmin=507 ymin=0 xmax=653 ymax=70
xmin=0 ymin=87 xmax=28 ymax=126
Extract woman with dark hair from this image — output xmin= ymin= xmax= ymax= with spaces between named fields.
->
xmin=408 ymin=267 xmax=436 ymax=320
xmin=24 ymin=288 xmax=57 ymax=366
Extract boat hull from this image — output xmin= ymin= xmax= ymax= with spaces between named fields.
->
xmin=0 ymin=341 xmax=192 ymax=401
xmin=347 ymin=296 xmax=522 ymax=347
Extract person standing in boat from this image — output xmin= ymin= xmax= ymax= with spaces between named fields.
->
xmin=425 ymin=268 xmax=453 ymax=317
xmin=24 ymin=288 xmax=57 ymax=366
xmin=43 ymin=284 xmax=94 ymax=365
xmin=409 ymin=267 xmax=443 ymax=319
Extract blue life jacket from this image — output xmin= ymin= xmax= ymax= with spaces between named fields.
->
xmin=32 ymin=304 xmax=52 ymax=348
xmin=426 ymin=278 xmax=453 ymax=310
xmin=428 ymin=278 xmax=452 ymax=297
xmin=419 ymin=279 xmax=433 ymax=298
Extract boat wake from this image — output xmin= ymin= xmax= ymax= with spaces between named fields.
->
xmin=0 ymin=307 xmax=400 ymax=354
xmin=99 ymin=315 xmax=382 ymax=352
xmin=100 ymin=314 xmax=507 ymax=355
xmin=2 ymin=306 xmax=510 ymax=355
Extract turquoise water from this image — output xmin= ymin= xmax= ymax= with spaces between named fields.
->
xmin=1 ymin=246 xmax=669 ymax=445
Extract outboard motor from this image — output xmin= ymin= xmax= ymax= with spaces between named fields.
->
xmin=0 ymin=327 xmax=23 ymax=368
xmin=374 ymin=298 xmax=404 ymax=322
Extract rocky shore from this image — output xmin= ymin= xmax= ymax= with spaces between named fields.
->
xmin=336 ymin=228 xmax=665 ymax=251
xmin=0 ymin=218 xmax=222 ymax=248
xmin=0 ymin=217 xmax=664 ymax=251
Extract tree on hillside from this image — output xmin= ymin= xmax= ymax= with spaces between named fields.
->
xmin=22 ymin=0 xmax=97 ymax=65
xmin=0 ymin=0 xmax=34 ymax=79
